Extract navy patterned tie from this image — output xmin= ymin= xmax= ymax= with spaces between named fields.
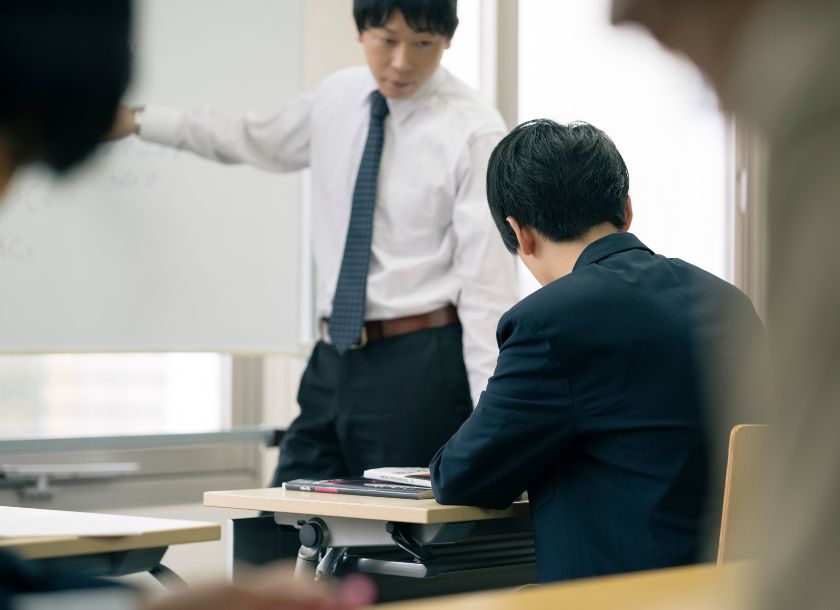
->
xmin=329 ymin=90 xmax=390 ymax=353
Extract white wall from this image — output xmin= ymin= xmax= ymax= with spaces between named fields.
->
xmin=0 ymin=0 xmax=306 ymax=354
xmin=517 ymin=0 xmax=729 ymax=298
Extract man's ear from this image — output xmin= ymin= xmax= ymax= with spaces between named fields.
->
xmin=507 ymin=216 xmax=536 ymax=256
xmin=621 ymin=196 xmax=634 ymax=232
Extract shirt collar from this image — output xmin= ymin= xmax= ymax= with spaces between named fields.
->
xmin=572 ymin=232 xmax=654 ymax=272
xmin=359 ymin=66 xmax=448 ymax=126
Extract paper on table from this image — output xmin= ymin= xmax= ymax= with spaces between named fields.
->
xmin=0 ymin=506 xmax=205 ymax=538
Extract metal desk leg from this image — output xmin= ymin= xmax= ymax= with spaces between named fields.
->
xmin=294 ymin=518 xmax=327 ymax=579
xmin=295 ymin=543 xmax=321 ymax=578
xmin=227 ymin=516 xmax=301 ymax=582
xmin=149 ymin=563 xmax=188 ymax=591
xmin=315 ymin=546 xmax=347 ymax=581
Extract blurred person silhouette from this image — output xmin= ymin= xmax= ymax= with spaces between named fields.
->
xmin=0 ymin=1 xmax=372 ymax=609
xmin=612 ymin=0 xmax=840 ymax=608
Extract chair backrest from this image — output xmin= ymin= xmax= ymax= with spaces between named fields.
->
xmin=717 ymin=424 xmax=772 ymax=564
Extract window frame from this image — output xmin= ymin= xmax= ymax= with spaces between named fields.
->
xmin=0 ymin=356 xmax=267 ymax=509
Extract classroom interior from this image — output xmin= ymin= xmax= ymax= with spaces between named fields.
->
xmin=0 ymin=0 xmax=789 ymax=607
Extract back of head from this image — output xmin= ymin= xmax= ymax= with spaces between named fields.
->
xmin=0 ymin=0 xmax=132 ymax=173
xmin=487 ymin=119 xmax=630 ymax=253
xmin=353 ymin=0 xmax=458 ymax=37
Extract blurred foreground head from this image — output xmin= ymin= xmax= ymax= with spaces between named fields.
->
xmin=0 ymin=0 xmax=131 ymax=191
xmin=609 ymin=0 xmax=759 ymax=93
xmin=613 ymin=2 xmax=840 ymax=610
xmin=610 ymin=0 xmax=839 ymax=134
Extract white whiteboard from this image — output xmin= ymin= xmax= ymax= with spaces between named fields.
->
xmin=0 ymin=0 xmax=305 ymax=353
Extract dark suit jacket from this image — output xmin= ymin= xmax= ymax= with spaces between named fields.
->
xmin=430 ymin=232 xmax=762 ymax=583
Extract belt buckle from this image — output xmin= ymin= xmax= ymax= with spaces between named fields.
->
xmin=350 ymin=326 xmax=368 ymax=349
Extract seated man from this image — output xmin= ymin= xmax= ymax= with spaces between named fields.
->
xmin=430 ymin=119 xmax=763 ymax=582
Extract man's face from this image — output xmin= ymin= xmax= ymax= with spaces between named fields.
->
xmin=358 ymin=10 xmax=451 ymax=100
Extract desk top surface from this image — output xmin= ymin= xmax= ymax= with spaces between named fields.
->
xmin=0 ymin=506 xmax=221 ymax=560
xmin=378 ymin=562 xmax=752 ymax=610
xmin=204 ymin=488 xmax=530 ymax=524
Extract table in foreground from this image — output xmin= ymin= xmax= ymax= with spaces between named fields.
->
xmin=378 ymin=562 xmax=754 ymax=610
xmin=204 ymin=487 xmax=535 ymax=602
xmin=0 ymin=506 xmax=220 ymax=589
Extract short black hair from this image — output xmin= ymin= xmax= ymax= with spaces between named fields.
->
xmin=487 ymin=119 xmax=630 ymax=253
xmin=0 ymin=0 xmax=132 ymax=173
xmin=354 ymin=0 xmax=458 ymax=38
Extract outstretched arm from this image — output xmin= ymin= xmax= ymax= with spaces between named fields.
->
xmin=105 ymin=95 xmax=314 ymax=173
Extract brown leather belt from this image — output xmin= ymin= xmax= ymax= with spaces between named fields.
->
xmin=321 ymin=304 xmax=458 ymax=349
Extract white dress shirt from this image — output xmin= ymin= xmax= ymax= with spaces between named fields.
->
xmin=139 ymin=65 xmax=518 ymax=404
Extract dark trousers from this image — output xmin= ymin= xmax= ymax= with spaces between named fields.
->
xmin=269 ymin=322 xmax=473 ymax=486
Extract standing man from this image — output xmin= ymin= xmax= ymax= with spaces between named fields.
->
xmin=110 ymin=0 xmax=517 ymax=484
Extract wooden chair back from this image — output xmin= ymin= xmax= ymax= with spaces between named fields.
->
xmin=717 ymin=424 xmax=772 ymax=563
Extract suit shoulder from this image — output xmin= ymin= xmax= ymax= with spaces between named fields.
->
xmin=499 ymin=273 xmax=602 ymax=339
xmin=669 ymin=258 xmax=758 ymax=312
xmin=507 ymin=270 xmax=616 ymax=322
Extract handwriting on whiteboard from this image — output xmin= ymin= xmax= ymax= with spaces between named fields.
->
xmin=0 ymin=235 xmax=33 ymax=262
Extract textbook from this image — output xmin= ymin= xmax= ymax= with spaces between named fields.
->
xmin=362 ymin=467 xmax=432 ymax=488
xmin=283 ymin=478 xmax=434 ymax=500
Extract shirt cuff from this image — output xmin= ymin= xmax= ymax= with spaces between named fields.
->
xmin=138 ymin=104 xmax=185 ymax=147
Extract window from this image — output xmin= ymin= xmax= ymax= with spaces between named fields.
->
xmin=0 ymin=354 xmax=230 ymax=439
xmin=518 ymin=0 xmax=730 ymax=295
xmin=0 ymin=353 xmax=260 ymax=509
xmin=442 ymin=0 xmax=482 ymax=92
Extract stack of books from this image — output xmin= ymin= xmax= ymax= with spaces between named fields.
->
xmin=283 ymin=467 xmax=433 ymax=499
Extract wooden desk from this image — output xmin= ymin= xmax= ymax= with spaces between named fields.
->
xmin=204 ymin=488 xmax=535 ymax=601
xmin=377 ymin=562 xmax=753 ymax=610
xmin=0 ymin=506 xmax=220 ymax=588
xmin=204 ymin=487 xmax=529 ymax=524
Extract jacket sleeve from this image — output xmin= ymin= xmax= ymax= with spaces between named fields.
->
xmin=430 ymin=311 xmax=575 ymax=509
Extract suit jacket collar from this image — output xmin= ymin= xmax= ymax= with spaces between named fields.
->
xmin=573 ymin=232 xmax=653 ymax=272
